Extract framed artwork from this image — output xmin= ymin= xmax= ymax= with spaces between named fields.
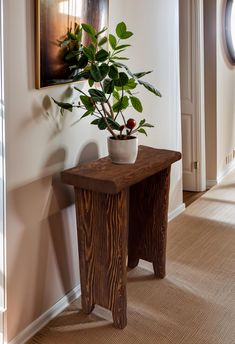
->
xmin=224 ymin=0 xmax=235 ymax=64
xmin=35 ymin=0 xmax=109 ymax=88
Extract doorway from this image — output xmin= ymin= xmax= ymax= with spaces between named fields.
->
xmin=179 ymin=0 xmax=206 ymax=193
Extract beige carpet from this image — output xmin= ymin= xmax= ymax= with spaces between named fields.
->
xmin=27 ymin=171 xmax=235 ymax=344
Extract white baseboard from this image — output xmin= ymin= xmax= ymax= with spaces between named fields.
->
xmin=9 ymin=285 xmax=81 ymax=344
xmin=206 ymin=179 xmax=217 ymax=189
xmin=207 ymin=160 xmax=235 ymax=190
xmin=217 ymin=160 xmax=235 ymax=184
xmin=168 ymin=203 xmax=185 ymax=222
xmin=0 ymin=311 xmax=4 ymax=344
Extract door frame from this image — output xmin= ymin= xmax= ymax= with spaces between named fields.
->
xmin=0 ymin=0 xmax=6 ymax=341
xmin=194 ymin=0 xmax=206 ymax=191
xmin=180 ymin=0 xmax=206 ymax=192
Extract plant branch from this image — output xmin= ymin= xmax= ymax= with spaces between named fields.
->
xmin=106 ymin=100 xmax=115 ymax=119
xmin=114 ymin=86 xmax=124 ymax=121
xmin=95 ymin=103 xmax=117 ymax=139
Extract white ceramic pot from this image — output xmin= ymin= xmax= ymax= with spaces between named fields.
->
xmin=107 ymin=136 xmax=138 ymax=164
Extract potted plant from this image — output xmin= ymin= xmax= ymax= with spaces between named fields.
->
xmin=53 ymin=22 xmax=161 ymax=164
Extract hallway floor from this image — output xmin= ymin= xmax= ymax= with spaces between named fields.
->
xmin=27 ymin=172 xmax=235 ymax=344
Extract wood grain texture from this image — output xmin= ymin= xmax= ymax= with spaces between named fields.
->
xmin=128 ymin=167 xmax=171 ymax=278
xmin=61 ymin=146 xmax=181 ymax=194
xmin=75 ymin=188 xmax=128 ymax=329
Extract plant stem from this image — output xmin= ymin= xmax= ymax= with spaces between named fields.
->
xmin=95 ymin=104 xmax=117 ymax=139
xmin=106 ymin=100 xmax=115 ymax=119
xmin=114 ymin=86 xmax=124 ymax=121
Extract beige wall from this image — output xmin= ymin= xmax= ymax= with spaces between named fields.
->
xmin=4 ymin=0 xmax=182 ymax=341
xmin=216 ymin=0 xmax=235 ymax=178
xmin=204 ymin=0 xmax=235 ymax=182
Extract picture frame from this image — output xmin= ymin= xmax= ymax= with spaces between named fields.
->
xmin=35 ymin=0 xmax=109 ymax=89
xmin=224 ymin=0 xmax=235 ymax=64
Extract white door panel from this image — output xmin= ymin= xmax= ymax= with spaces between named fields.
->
xmin=180 ymin=0 xmax=205 ymax=191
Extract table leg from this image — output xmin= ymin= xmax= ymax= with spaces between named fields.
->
xmin=128 ymin=167 xmax=171 ymax=278
xmin=75 ymin=188 xmax=128 ymax=329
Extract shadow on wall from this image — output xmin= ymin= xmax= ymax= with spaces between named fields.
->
xmin=7 ymin=142 xmax=99 ymax=338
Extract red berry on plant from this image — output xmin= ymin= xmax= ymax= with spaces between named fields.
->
xmin=120 ymin=125 xmax=125 ymax=131
xmin=126 ymin=118 xmax=136 ymax=130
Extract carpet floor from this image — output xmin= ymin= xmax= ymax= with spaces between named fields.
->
xmin=27 ymin=171 xmax=235 ymax=344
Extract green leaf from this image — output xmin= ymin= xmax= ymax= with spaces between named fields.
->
xmin=138 ymin=80 xmax=162 ymax=97
xmin=112 ymin=90 xmax=120 ymax=100
xmin=115 ymin=78 xmax=137 ymax=91
xmin=98 ymin=36 xmax=108 ymax=46
xmin=90 ymin=64 xmax=102 ymax=81
xmin=83 ymin=46 xmax=95 ymax=60
xmin=108 ymin=65 xmax=119 ymax=80
xmin=137 ymin=128 xmax=147 ymax=136
xmin=114 ymin=72 xmax=129 ymax=87
xmin=80 ymin=110 xmax=93 ymax=119
xmin=130 ymin=96 xmax=143 ymax=112
xmin=97 ymin=27 xmax=108 ymax=36
xmin=103 ymin=78 xmax=115 ymax=94
xmin=76 ymin=54 xmax=89 ymax=68
xmin=115 ymin=22 xmax=133 ymax=40
xmin=88 ymin=89 xmax=107 ymax=102
xmin=113 ymin=49 xmax=126 ymax=56
xmin=110 ymin=57 xmax=129 ymax=60
xmin=133 ymin=71 xmax=152 ymax=79
xmin=142 ymin=123 xmax=154 ymax=128
xmin=95 ymin=49 xmax=109 ymax=62
xmin=52 ymin=98 xmax=73 ymax=112
xmin=107 ymin=117 xmax=121 ymax=130
xmin=115 ymin=44 xmax=131 ymax=51
xmin=99 ymin=63 xmax=110 ymax=79
xmin=112 ymin=96 xmax=129 ymax=112
xmin=91 ymin=118 xmax=100 ymax=125
xmin=81 ymin=23 xmax=96 ymax=36
xmin=114 ymin=62 xmax=135 ymax=78
xmin=94 ymin=117 xmax=121 ymax=131
xmin=80 ymin=95 xmax=94 ymax=111
xmin=116 ymin=22 xmax=127 ymax=39
xmin=98 ymin=118 xmax=108 ymax=130
xmin=88 ymin=79 xmax=94 ymax=87
xmin=121 ymin=31 xmax=133 ymax=39
xmin=73 ymin=70 xmax=90 ymax=81
xmin=139 ymin=119 xmax=146 ymax=126
xmin=74 ymin=86 xmax=85 ymax=94
xmin=109 ymin=34 xmax=117 ymax=49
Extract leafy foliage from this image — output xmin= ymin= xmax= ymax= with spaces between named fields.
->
xmin=53 ymin=22 xmax=162 ymax=139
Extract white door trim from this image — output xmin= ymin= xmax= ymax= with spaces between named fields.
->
xmin=180 ymin=0 xmax=206 ymax=192
xmin=0 ymin=0 xmax=6 ymax=341
xmin=194 ymin=0 xmax=206 ymax=191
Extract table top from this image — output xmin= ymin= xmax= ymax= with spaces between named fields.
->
xmin=61 ymin=145 xmax=181 ymax=194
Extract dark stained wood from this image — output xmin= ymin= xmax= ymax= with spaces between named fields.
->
xmin=75 ymin=188 xmax=128 ymax=329
xmin=62 ymin=145 xmax=181 ymax=329
xmin=61 ymin=146 xmax=181 ymax=194
xmin=128 ymin=168 xmax=171 ymax=278
xmin=183 ymin=190 xmax=206 ymax=207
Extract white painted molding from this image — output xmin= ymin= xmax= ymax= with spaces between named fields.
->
xmin=9 ymin=285 xmax=81 ymax=344
xmin=168 ymin=203 xmax=185 ymax=222
xmin=207 ymin=160 xmax=235 ymax=189
xmin=194 ymin=0 xmax=206 ymax=192
xmin=206 ymin=179 xmax=217 ymax=189
xmin=217 ymin=160 xmax=235 ymax=184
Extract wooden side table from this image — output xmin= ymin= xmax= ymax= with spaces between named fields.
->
xmin=61 ymin=145 xmax=181 ymax=329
